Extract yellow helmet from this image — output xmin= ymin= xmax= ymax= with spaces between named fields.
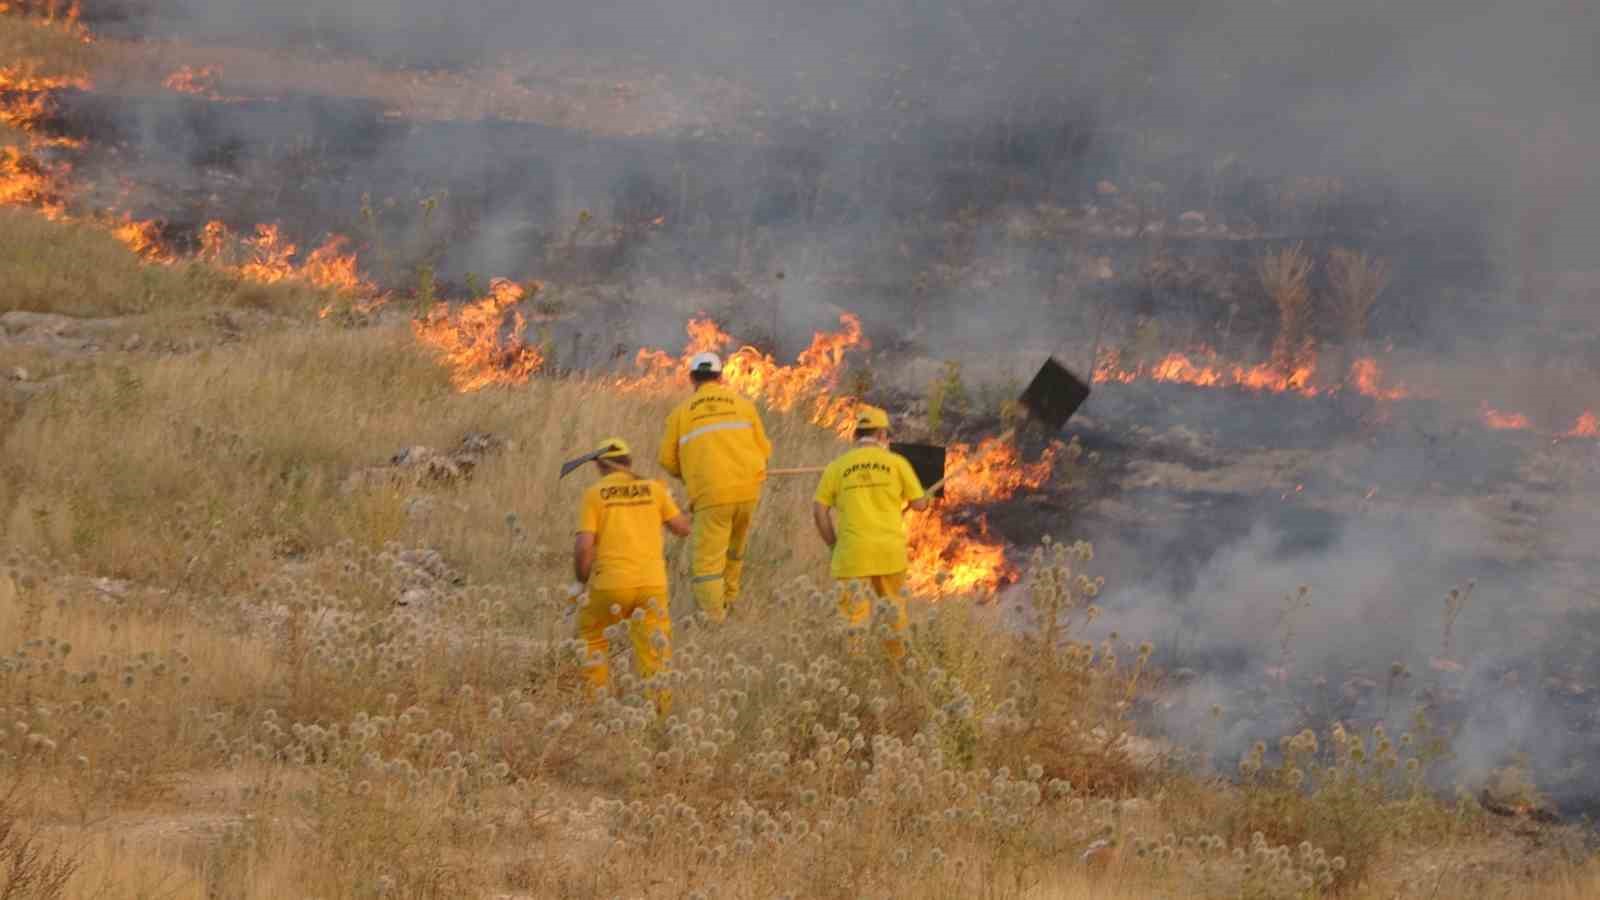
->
xmin=595 ymin=437 xmax=632 ymax=459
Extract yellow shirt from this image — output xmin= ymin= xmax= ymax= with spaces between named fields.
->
xmin=814 ymin=443 xmax=926 ymax=579
xmin=658 ymin=383 xmax=772 ymax=510
xmin=577 ymin=473 xmax=683 ymax=590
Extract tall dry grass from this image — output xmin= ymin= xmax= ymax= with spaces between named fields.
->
xmin=1259 ymin=243 xmax=1316 ymax=376
xmin=1327 ymin=247 xmax=1391 ymax=374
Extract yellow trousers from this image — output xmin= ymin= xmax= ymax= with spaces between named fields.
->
xmin=837 ymin=572 xmax=909 ymax=660
xmin=576 ymin=585 xmax=671 ymax=712
xmin=690 ymin=500 xmax=757 ymax=622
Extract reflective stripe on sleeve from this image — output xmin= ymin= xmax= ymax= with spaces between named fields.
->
xmin=678 ymin=420 xmax=753 ymax=446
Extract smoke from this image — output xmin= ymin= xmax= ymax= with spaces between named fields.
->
xmin=76 ymin=0 xmax=1590 ymax=360
xmin=57 ymin=0 xmax=1600 ymax=800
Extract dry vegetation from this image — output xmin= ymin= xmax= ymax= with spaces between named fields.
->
xmin=0 ymin=208 xmax=338 ymax=321
xmin=2 ymin=13 xmax=1599 ymax=898
xmin=1259 ymin=243 xmax=1315 ymax=377
xmin=1327 ymin=248 xmax=1391 ymax=370
xmin=0 ymin=209 xmax=1596 ymax=899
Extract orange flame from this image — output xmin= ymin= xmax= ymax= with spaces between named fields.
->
xmin=906 ymin=437 xmax=1061 ymax=597
xmin=1095 ymin=347 xmax=1320 ymax=396
xmin=1348 ymin=357 xmax=1410 ymax=401
xmin=620 ymin=313 xmax=869 ymax=435
xmin=110 ymin=216 xmax=174 ymax=262
xmin=1481 ymin=404 xmax=1531 ymax=431
xmin=164 ymin=65 xmax=225 ymax=99
xmin=0 ymin=145 xmax=67 ymax=216
xmin=198 ymin=220 xmax=382 ymax=299
xmin=1565 ymin=411 xmax=1598 ymax=439
xmin=411 ymin=279 xmax=543 ymax=392
xmin=1 ymin=64 xmax=90 ymax=152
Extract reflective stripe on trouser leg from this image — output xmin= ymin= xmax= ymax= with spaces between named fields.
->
xmin=691 ymin=504 xmax=736 ymax=621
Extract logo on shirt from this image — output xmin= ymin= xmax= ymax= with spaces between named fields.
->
xmin=600 ymin=484 xmax=653 ymax=502
xmin=690 ymin=395 xmax=734 ymax=413
xmin=843 ymin=461 xmax=892 ymax=479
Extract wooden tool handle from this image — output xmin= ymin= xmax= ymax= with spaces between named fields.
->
xmin=767 ymin=466 xmax=826 ymax=476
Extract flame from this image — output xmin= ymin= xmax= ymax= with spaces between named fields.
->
xmin=619 ymin=313 xmax=869 ymax=435
xmin=411 ymin=279 xmax=543 ymax=392
xmin=0 ymin=65 xmax=90 ymax=153
xmin=1564 ymin=411 xmax=1598 ymax=439
xmin=164 ymin=65 xmax=223 ymax=99
xmin=905 ymin=438 xmax=1061 ymax=596
xmin=0 ymin=145 xmax=67 ymax=216
xmin=1481 ymin=405 xmax=1531 ymax=431
xmin=110 ymin=216 xmax=174 ymax=262
xmin=1348 ymin=357 xmax=1410 ymax=401
xmin=1094 ymin=347 xmax=1320 ymax=396
xmin=197 ymin=220 xmax=382 ymax=303
xmin=907 ymin=514 xmax=1008 ymax=598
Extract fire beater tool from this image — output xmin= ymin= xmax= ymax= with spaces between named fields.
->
xmin=920 ymin=355 xmax=1091 ymax=493
xmin=767 ymin=355 xmax=1092 ymax=493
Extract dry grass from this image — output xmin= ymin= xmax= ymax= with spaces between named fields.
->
xmin=1328 ymin=247 xmax=1391 ymax=351
xmin=1259 ymin=243 xmax=1315 ymax=376
xmin=0 ymin=60 xmax=1593 ymax=892
xmin=0 ymin=208 xmax=337 ymax=320
xmin=0 ymin=210 xmax=1594 ymax=896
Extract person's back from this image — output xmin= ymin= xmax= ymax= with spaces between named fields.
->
xmin=816 ymin=443 xmax=920 ymax=580
xmin=580 ymin=473 xmax=676 ymax=591
xmin=659 ymin=380 xmax=771 ymax=509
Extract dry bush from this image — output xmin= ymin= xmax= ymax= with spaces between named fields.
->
xmin=1327 ymin=247 xmax=1390 ymax=353
xmin=0 ymin=781 xmax=78 ymax=899
xmin=1258 ymin=243 xmax=1315 ymax=376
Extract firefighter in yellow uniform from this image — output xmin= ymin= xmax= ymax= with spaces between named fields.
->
xmin=811 ymin=405 xmax=930 ymax=659
xmin=658 ymin=351 xmax=772 ymax=623
xmin=571 ymin=438 xmax=691 ymax=712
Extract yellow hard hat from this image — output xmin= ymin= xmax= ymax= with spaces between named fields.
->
xmin=854 ymin=405 xmax=890 ymax=430
xmin=595 ymin=437 xmax=632 ymax=459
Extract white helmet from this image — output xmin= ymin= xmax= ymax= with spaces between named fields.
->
xmin=689 ymin=351 xmax=723 ymax=375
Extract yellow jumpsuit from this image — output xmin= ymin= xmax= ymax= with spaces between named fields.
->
xmin=574 ymin=473 xmax=681 ymax=711
xmin=658 ymin=382 xmax=772 ymax=621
